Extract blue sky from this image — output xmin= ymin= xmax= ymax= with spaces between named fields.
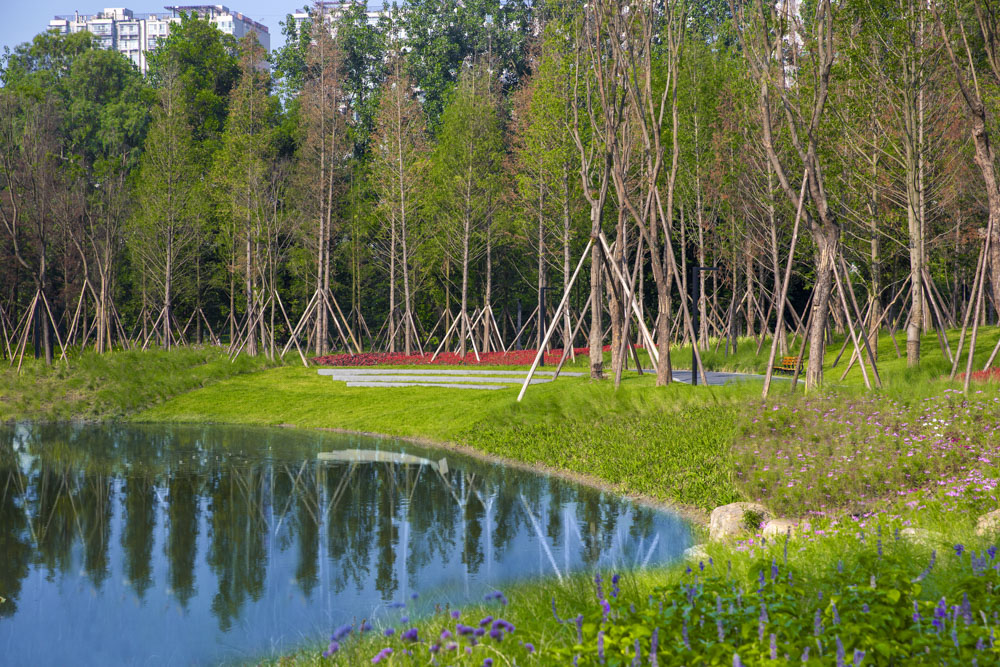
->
xmin=0 ymin=1 xmax=312 ymax=54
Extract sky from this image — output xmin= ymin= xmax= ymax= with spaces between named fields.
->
xmin=0 ymin=0 xmax=315 ymax=54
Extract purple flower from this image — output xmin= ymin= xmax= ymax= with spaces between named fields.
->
xmin=456 ymin=624 xmax=474 ymax=636
xmin=770 ymin=633 xmax=777 ymax=660
xmin=611 ymin=573 xmax=620 ymax=598
xmin=650 ymin=628 xmax=659 ymax=667
xmin=854 ymin=649 xmax=866 ymax=665
xmin=600 ymin=598 xmax=610 ymax=621
xmin=832 ymin=602 xmax=840 ymax=626
xmin=836 ymin=636 xmax=845 ymax=667
xmin=371 ymin=648 xmax=393 ymax=664
xmin=551 ymin=597 xmax=563 ymax=623
xmin=479 ymin=616 xmax=493 ymax=627
xmin=913 ymin=600 xmax=921 ymax=624
xmin=410 ymin=592 xmax=419 ymax=599
xmin=576 ymin=614 xmax=584 ymax=644
xmin=360 ymin=620 xmax=372 ymax=633
xmin=400 ymin=616 xmax=409 ymax=624
xmin=955 ymin=544 xmax=965 ymax=557
xmin=331 ymin=624 xmax=352 ymax=641
xmin=474 ymin=627 xmax=485 ymax=637
xmin=524 ymin=642 xmax=535 ymax=653
xmin=322 ymin=640 xmax=339 ymax=657
xmin=383 ymin=627 xmax=395 ymax=637
xmin=492 ymin=619 xmax=515 ymax=633
xmin=401 ymin=627 xmax=418 ymax=642
xmin=988 ymin=546 xmax=997 ymax=560
xmin=440 ymin=629 xmax=452 ymax=641
xmin=683 ymin=619 xmax=690 ymax=650
xmin=733 ymin=654 xmax=744 ymax=667
xmin=598 ymin=630 xmax=605 ymax=663
xmin=451 ymin=610 xmax=461 ymax=619
xmin=814 ymin=609 xmax=823 ymax=636
xmin=429 ymin=643 xmax=440 ymax=654
xmin=489 ymin=628 xmax=504 ymax=641
xmin=483 ymin=659 xmax=493 ymax=667
xmin=632 ymin=638 xmax=641 ymax=666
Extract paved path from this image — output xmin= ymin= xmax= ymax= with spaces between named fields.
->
xmin=669 ymin=370 xmax=768 ymax=386
xmin=317 ymin=367 xmax=763 ymax=389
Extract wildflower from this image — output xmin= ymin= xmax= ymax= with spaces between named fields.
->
xmin=683 ymin=619 xmax=691 ymax=650
xmin=611 ymin=573 xmax=620 ymax=598
xmin=832 ymin=602 xmax=840 ymax=626
xmin=440 ymin=629 xmax=452 ymax=641
xmin=451 ymin=610 xmax=461 ymax=620
xmin=595 ymin=572 xmax=604 ymax=600
xmin=456 ymin=624 xmax=474 ymax=636
xmin=770 ymin=633 xmax=777 ymax=660
xmin=479 ymin=616 xmax=494 ymax=627
xmin=576 ymin=615 xmax=584 ymax=644
xmin=371 ymin=648 xmax=393 ymax=664
xmin=913 ymin=601 xmax=921 ymax=625
xmin=836 ymin=636 xmax=845 ymax=667
xmin=733 ymin=654 xmax=745 ymax=667
xmin=383 ymin=627 xmax=395 ymax=637
xmin=598 ymin=630 xmax=605 ymax=663
xmin=492 ymin=619 xmax=515 ymax=633
xmin=490 ymin=628 xmax=504 ymax=641
xmin=956 ymin=544 xmax=966 ymax=557
xmin=600 ymin=598 xmax=610 ymax=621
xmin=400 ymin=616 xmax=409 ymax=624
xmin=322 ymin=641 xmax=339 ymax=657
xmin=758 ymin=604 xmax=768 ymax=641
xmin=854 ymin=648 xmax=866 ymax=665
xmin=331 ymin=624 xmax=352 ymax=641
xmin=551 ymin=597 xmax=562 ymax=623
xmin=524 ymin=642 xmax=535 ymax=654
xmin=631 ymin=638 xmax=641 ymax=667
xmin=401 ymin=627 xmax=419 ymax=642
xmin=717 ymin=617 xmax=725 ymax=641
xmin=429 ymin=644 xmax=440 ymax=654
xmin=483 ymin=659 xmax=493 ymax=667
xmin=800 ymin=646 xmax=810 ymax=662
xmin=814 ymin=609 xmax=823 ymax=636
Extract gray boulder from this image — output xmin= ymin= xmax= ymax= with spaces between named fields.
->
xmin=709 ymin=502 xmax=771 ymax=541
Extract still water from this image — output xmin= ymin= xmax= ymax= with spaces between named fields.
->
xmin=0 ymin=422 xmax=690 ymax=665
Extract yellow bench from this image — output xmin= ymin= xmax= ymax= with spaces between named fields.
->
xmin=773 ymin=356 xmax=800 ymax=373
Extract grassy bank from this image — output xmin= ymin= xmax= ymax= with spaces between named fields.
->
xmin=5 ymin=329 xmax=1000 ymax=664
xmin=0 ymin=346 xmax=277 ymax=421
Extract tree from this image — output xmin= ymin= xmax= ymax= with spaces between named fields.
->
xmin=129 ymin=65 xmax=199 ymax=349
xmin=431 ymin=64 xmax=504 ymax=357
xmin=371 ymin=64 xmax=429 ymax=355
xmin=212 ymin=35 xmax=273 ymax=356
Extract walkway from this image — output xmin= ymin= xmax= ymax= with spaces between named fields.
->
xmin=317 ymin=368 xmax=761 ymax=389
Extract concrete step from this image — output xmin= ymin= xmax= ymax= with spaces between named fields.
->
xmin=344 ymin=381 xmax=508 ymax=390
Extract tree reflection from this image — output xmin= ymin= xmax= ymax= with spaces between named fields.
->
xmin=0 ymin=424 xmax=679 ymax=641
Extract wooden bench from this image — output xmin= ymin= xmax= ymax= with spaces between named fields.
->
xmin=773 ymin=356 xmax=800 ymax=374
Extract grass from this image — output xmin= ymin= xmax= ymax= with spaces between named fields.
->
xmin=0 ymin=346 xmax=278 ymax=421
xmin=6 ymin=327 xmax=1000 ymax=664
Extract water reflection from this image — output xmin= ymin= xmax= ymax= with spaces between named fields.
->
xmin=0 ymin=422 xmax=690 ymax=665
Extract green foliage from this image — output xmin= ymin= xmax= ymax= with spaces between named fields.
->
xmin=146 ymin=11 xmax=239 ymax=155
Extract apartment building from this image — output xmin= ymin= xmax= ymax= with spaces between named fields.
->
xmin=47 ymin=5 xmax=270 ymax=72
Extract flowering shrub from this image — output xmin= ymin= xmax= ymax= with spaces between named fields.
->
xmin=311 ymin=346 xmax=611 ymax=367
xmin=737 ymin=391 xmax=1000 ymax=516
xmin=556 ymin=531 xmax=1000 ymax=665
xmin=318 ymin=590 xmax=536 ymax=665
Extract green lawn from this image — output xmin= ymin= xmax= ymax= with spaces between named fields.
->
xmin=6 ymin=329 xmax=1000 ymax=664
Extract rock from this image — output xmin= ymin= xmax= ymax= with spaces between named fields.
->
xmin=763 ymin=518 xmax=797 ymax=539
xmin=709 ymin=502 xmax=771 ymax=541
xmin=976 ymin=510 xmax=1000 ymax=536
xmin=900 ymin=527 xmax=943 ymax=545
xmin=683 ymin=544 xmax=709 ymax=561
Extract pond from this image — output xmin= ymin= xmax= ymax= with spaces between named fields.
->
xmin=0 ymin=422 xmax=691 ymax=665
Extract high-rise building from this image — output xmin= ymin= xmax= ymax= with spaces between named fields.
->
xmin=289 ymin=1 xmax=386 ymax=36
xmin=47 ymin=5 xmax=270 ymax=72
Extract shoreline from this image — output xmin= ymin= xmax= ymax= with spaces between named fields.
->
xmin=277 ymin=421 xmax=710 ymax=527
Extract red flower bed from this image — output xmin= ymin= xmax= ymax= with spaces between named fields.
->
xmin=311 ymin=346 xmax=610 ymax=367
xmin=963 ymin=367 xmax=1000 ymax=383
